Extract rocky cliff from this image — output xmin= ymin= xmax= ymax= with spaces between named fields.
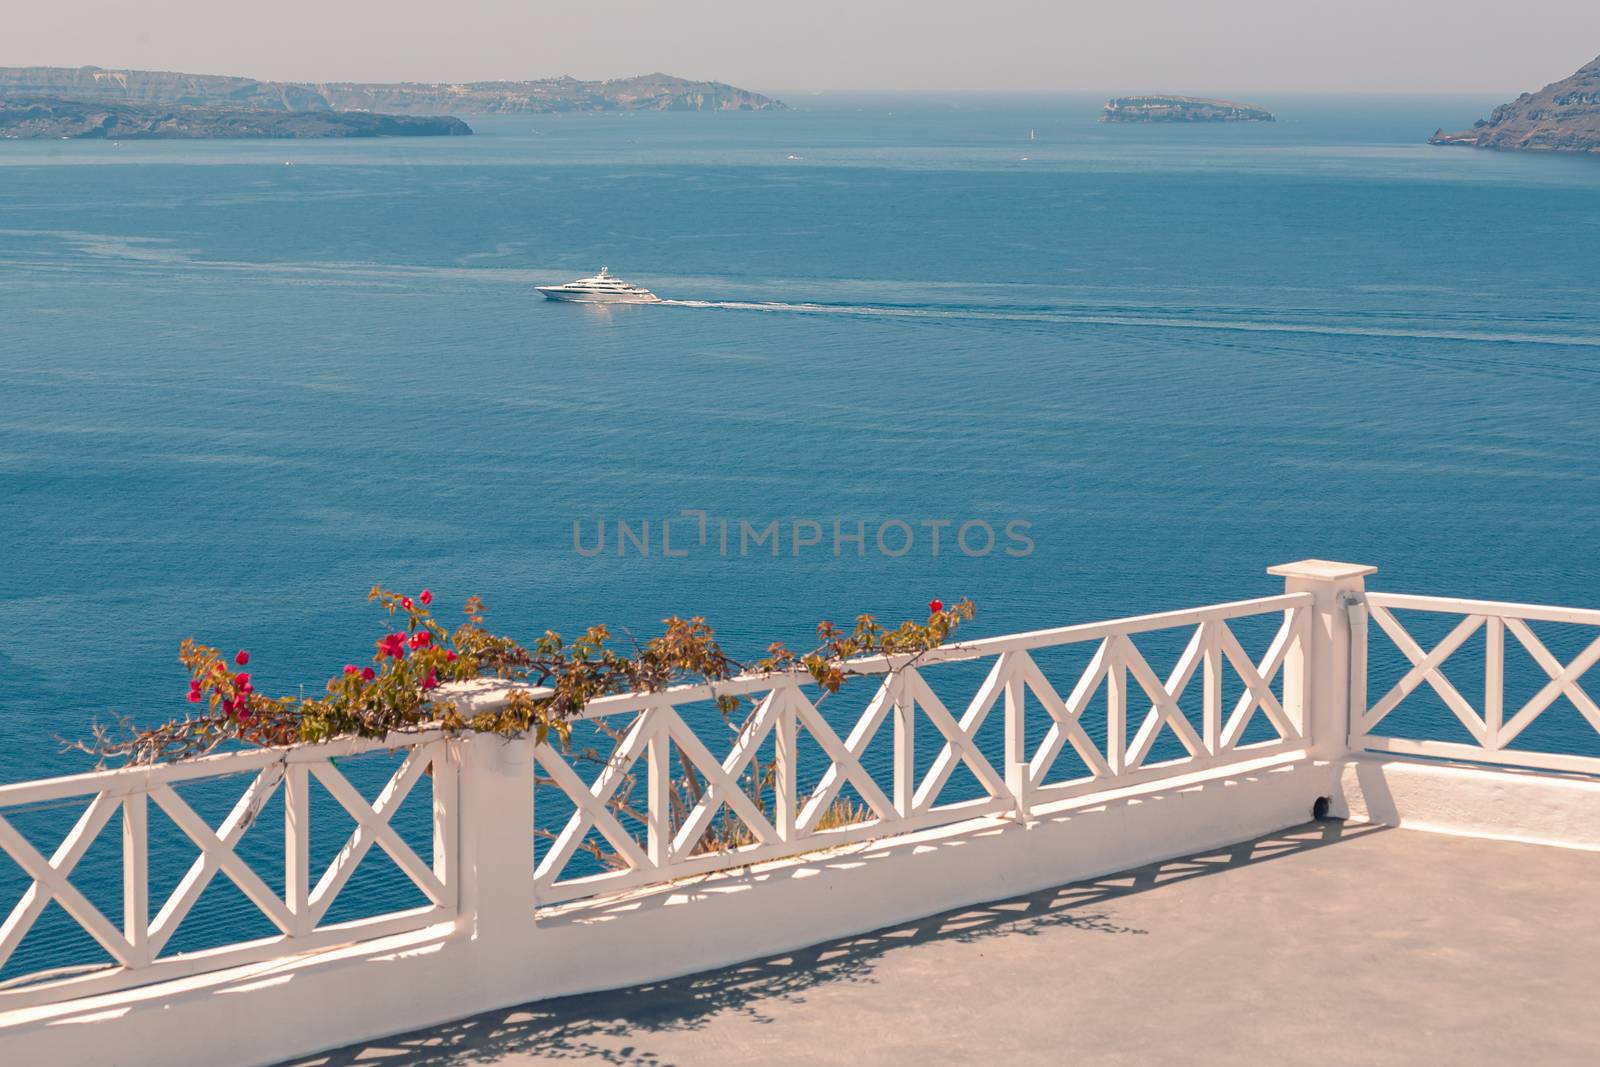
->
xmin=0 ymin=97 xmax=471 ymax=139
xmin=0 ymin=67 xmax=785 ymax=114
xmin=1102 ymin=96 xmax=1274 ymax=123
xmin=1430 ymin=54 xmax=1600 ymax=154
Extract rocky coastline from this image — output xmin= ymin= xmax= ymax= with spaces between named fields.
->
xmin=0 ymin=96 xmax=472 ymax=139
xmin=1430 ymin=54 xmax=1600 ymax=155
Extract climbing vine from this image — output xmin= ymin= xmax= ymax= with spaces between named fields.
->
xmin=80 ymin=589 xmax=975 ymax=768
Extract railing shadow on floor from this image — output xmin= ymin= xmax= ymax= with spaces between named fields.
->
xmin=285 ymin=818 xmax=1387 ymax=1067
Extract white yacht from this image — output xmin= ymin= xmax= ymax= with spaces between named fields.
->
xmin=536 ymin=267 xmax=660 ymax=303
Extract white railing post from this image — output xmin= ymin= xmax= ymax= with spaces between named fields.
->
xmin=1267 ymin=559 xmax=1377 ymax=760
xmin=1105 ymin=637 xmax=1127 ymax=776
xmin=1345 ymin=595 xmax=1369 ymax=747
xmin=121 ymin=792 xmax=149 ymax=967
xmin=430 ymin=743 xmax=459 ymax=909
xmin=646 ymin=709 xmax=671 ymax=866
xmin=1201 ymin=621 xmax=1223 ymax=755
xmin=774 ymin=688 xmax=799 ymax=843
xmin=893 ymin=675 xmax=916 ymax=818
xmin=1003 ymin=655 xmax=1031 ymax=821
xmin=456 ymin=734 xmax=533 ymax=943
xmin=284 ymin=763 xmax=312 ymax=937
xmin=1484 ymin=616 xmax=1505 ymax=751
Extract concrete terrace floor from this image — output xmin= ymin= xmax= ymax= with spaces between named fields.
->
xmin=287 ymin=822 xmax=1600 ymax=1067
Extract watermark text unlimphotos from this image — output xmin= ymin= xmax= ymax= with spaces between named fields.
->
xmin=572 ymin=511 xmax=1034 ymax=559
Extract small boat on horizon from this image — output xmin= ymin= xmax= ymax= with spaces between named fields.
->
xmin=536 ymin=267 xmax=660 ymax=304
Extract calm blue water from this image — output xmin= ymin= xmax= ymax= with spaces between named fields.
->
xmin=3 ymin=93 xmax=1600 ymax=978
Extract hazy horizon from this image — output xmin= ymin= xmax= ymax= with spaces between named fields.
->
xmin=5 ymin=1 xmax=1599 ymax=97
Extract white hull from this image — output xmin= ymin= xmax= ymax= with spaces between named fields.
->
xmin=537 ymin=288 xmax=660 ymax=304
xmin=537 ymin=267 xmax=659 ymax=303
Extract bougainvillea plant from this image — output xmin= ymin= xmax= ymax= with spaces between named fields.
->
xmin=82 ymin=588 xmax=976 ymax=768
xmin=78 ymin=589 xmax=975 ymax=866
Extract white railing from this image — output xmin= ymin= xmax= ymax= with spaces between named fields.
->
xmin=1351 ymin=592 xmax=1600 ymax=775
xmin=0 ymin=590 xmax=1313 ymax=1006
xmin=529 ymin=592 xmax=1313 ymax=905
xmin=0 ymin=733 xmax=455 ymax=1009
xmin=29 ymin=566 xmax=1596 ymax=1015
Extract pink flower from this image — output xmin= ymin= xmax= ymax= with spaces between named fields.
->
xmin=187 ymin=688 xmax=202 ymax=704
xmin=401 ymin=596 xmax=414 ymax=611
xmin=421 ymin=671 xmax=439 ymax=691
xmin=409 ymin=630 xmax=431 ymax=649
xmin=419 ymin=588 xmax=433 ymax=606
xmin=235 ymin=673 xmax=252 ymax=693
xmin=361 ymin=666 xmax=376 ymax=681
xmin=343 ymin=664 xmax=358 ymax=675
xmin=379 ymin=633 xmax=408 ymax=659
xmin=929 ymin=599 xmax=944 ymax=615
xmin=234 ymin=650 xmax=250 ymax=666
xmin=445 ymin=650 xmax=458 ymax=662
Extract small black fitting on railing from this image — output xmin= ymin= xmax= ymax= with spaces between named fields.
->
xmin=1312 ymin=796 xmax=1332 ymax=820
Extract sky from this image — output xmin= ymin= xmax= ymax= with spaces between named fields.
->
xmin=5 ymin=0 xmax=1599 ymax=96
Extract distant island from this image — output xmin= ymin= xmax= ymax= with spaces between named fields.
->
xmin=0 ymin=66 xmax=785 ymax=116
xmin=1102 ymin=96 xmax=1275 ymax=123
xmin=0 ymin=97 xmax=471 ymax=139
xmin=0 ymin=65 xmax=785 ymax=140
xmin=1430 ymin=53 xmax=1600 ymax=155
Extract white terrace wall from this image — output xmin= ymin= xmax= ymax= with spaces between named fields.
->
xmin=4 ymin=559 xmax=1600 ymax=1066
xmin=1335 ymin=582 xmax=1600 ymax=850
xmin=2 ymin=745 xmax=1335 ymax=1067
xmin=1335 ymin=756 xmax=1600 ymax=851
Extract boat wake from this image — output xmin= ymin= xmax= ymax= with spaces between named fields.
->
xmin=656 ymin=299 xmax=1600 ymax=349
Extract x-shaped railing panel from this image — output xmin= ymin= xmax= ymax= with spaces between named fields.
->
xmin=307 ymin=749 xmax=446 ymax=924
xmin=147 ymin=764 xmax=292 ymax=955
xmin=1361 ymin=595 xmax=1600 ymax=758
xmin=0 ymin=793 xmax=129 ymax=971
xmin=1364 ymin=605 xmax=1487 ymax=742
xmin=1123 ymin=630 xmax=1207 ymax=769
xmin=904 ymin=667 xmax=1009 ymax=813
xmin=0 ymin=737 xmax=455 ymax=1005
xmin=670 ymin=692 xmax=783 ymax=859
xmin=796 ymin=677 xmax=898 ymax=833
xmin=534 ymin=714 xmax=653 ymax=884
xmin=1217 ymin=615 xmax=1298 ymax=749
xmin=1019 ymin=610 xmax=1302 ymax=789
xmin=1499 ymin=619 xmax=1600 ymax=745
xmin=1025 ymin=641 xmax=1114 ymax=786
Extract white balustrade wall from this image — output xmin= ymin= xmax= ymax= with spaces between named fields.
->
xmin=1351 ymin=592 xmax=1600 ymax=775
xmin=526 ymin=590 xmax=1311 ymax=906
xmin=0 ymin=734 xmax=456 ymax=1009
xmin=3 ymin=558 xmax=1599 ymax=1051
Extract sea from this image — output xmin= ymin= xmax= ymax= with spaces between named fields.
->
xmin=2 ymin=93 xmax=1599 ymax=978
